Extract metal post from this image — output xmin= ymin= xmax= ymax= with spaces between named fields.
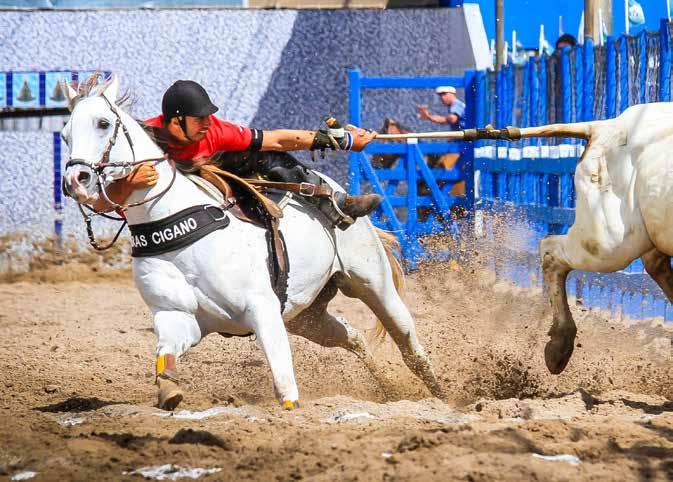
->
xmin=462 ymin=70 xmax=477 ymax=211
xmin=348 ymin=68 xmax=362 ymax=195
xmin=496 ymin=0 xmax=505 ymax=71
xmin=660 ymin=19 xmax=672 ymax=102
xmin=52 ymin=132 xmax=63 ymax=247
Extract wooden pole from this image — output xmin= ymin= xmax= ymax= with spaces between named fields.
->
xmin=496 ymin=0 xmax=505 ymax=71
xmin=585 ymin=0 xmax=612 ymax=41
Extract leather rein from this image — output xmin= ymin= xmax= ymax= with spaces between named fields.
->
xmin=64 ymin=94 xmax=177 ymax=250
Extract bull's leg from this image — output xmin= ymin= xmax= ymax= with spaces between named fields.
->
xmin=540 ymin=236 xmax=576 ymax=375
xmin=246 ymin=298 xmax=300 ymax=409
xmin=642 ymin=248 xmax=673 ymax=302
xmin=153 ymin=310 xmax=202 ymax=410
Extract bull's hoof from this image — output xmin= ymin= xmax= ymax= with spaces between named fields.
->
xmin=158 ymin=379 xmax=184 ymax=411
xmin=281 ymin=400 xmax=300 ymax=410
xmin=544 ymin=336 xmax=575 ymax=374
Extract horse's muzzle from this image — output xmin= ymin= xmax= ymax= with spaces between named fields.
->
xmin=63 ymin=164 xmax=97 ymax=203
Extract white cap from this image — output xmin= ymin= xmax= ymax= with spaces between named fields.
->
xmin=435 ymin=86 xmax=457 ymax=95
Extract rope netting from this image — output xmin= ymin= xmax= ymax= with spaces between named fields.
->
xmin=480 ymin=23 xmax=672 ymax=132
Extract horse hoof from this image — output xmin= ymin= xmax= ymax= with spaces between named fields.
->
xmin=544 ymin=337 xmax=575 ymax=375
xmin=281 ymin=400 xmax=300 ymax=410
xmin=158 ymin=382 xmax=184 ymax=411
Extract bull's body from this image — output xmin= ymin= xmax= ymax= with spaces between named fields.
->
xmin=567 ymin=103 xmax=673 ymax=268
xmin=516 ymin=103 xmax=673 ymax=372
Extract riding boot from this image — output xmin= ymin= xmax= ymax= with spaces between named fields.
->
xmin=333 ymin=191 xmax=382 ymax=219
xmin=156 ymin=353 xmax=183 ymax=411
xmin=314 ymin=191 xmax=382 ymax=230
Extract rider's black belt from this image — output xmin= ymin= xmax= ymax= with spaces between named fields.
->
xmin=129 ymin=204 xmax=230 ymax=257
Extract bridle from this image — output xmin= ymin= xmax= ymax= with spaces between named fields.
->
xmin=64 ymin=94 xmax=178 ymax=250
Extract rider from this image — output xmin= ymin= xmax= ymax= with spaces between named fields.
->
xmin=95 ymin=80 xmax=381 ymax=228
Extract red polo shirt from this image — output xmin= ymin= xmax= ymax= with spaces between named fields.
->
xmin=144 ymin=115 xmax=259 ymax=162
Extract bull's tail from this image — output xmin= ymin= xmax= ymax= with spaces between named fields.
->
xmin=369 ymin=228 xmax=405 ymax=344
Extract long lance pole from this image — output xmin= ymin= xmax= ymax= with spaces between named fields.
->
xmin=375 ymin=122 xmax=593 ymax=141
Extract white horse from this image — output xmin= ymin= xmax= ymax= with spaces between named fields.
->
xmin=472 ymin=103 xmax=673 ymax=374
xmin=61 ymin=75 xmax=444 ymax=410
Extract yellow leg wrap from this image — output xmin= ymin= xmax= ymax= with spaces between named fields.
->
xmin=281 ymin=400 xmax=300 ymax=410
xmin=156 ymin=354 xmax=167 ymax=376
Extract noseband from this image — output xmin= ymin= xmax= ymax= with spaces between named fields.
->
xmin=65 ymin=94 xmax=177 ymax=250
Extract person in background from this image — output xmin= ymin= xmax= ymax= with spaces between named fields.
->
xmin=555 ymin=33 xmax=577 ymax=51
xmin=416 ymin=86 xmax=465 ymax=131
xmin=415 ymin=86 xmax=467 ymax=205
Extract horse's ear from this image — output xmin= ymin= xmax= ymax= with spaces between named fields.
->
xmin=62 ymin=81 xmax=80 ymax=112
xmin=101 ymin=74 xmax=120 ymax=103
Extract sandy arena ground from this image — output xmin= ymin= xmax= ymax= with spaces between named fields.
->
xmin=1 ymin=260 xmax=672 ymax=481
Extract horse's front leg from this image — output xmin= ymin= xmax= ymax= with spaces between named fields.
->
xmin=153 ymin=309 xmax=202 ymax=410
xmin=245 ymin=297 xmax=300 ymax=409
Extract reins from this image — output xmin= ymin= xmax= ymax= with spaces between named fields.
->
xmin=65 ymin=94 xmax=177 ymax=251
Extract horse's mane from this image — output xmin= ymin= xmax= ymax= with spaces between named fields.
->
xmin=65 ymin=72 xmax=135 ymax=112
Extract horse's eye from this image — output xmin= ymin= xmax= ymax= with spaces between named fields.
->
xmin=97 ymin=119 xmax=111 ymax=129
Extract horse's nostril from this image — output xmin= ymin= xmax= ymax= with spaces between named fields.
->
xmin=78 ymin=171 xmax=91 ymax=184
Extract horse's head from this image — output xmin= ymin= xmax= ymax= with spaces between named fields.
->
xmin=61 ymin=74 xmax=139 ymax=205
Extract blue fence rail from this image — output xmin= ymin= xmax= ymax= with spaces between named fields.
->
xmin=348 ymin=68 xmax=477 ymax=261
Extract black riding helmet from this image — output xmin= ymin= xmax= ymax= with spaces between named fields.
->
xmin=162 ymin=80 xmax=218 ymax=140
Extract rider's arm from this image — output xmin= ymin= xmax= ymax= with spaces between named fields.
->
xmin=260 ymin=130 xmax=315 ymax=151
xmin=261 ymin=126 xmax=376 ymax=152
xmin=91 ymin=164 xmax=157 ymax=212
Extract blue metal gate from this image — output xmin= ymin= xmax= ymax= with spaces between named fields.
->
xmin=347 ymin=68 xmax=476 ymax=262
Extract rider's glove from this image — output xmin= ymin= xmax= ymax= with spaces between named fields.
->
xmin=310 ymin=116 xmax=354 ymax=160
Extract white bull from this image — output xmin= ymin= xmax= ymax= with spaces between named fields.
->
xmin=486 ymin=103 xmax=673 ymax=373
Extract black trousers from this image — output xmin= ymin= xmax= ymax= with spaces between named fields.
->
xmin=212 ymin=150 xmax=323 ymax=186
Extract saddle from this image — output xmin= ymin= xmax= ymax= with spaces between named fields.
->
xmin=190 ymin=165 xmax=293 ymax=311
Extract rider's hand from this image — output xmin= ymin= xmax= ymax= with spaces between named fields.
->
xmin=345 ymin=125 xmax=377 ymax=152
xmin=416 ymin=104 xmax=430 ymax=118
xmin=126 ymin=163 xmax=158 ymax=189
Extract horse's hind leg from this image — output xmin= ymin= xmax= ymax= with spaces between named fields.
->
xmin=286 ymin=278 xmax=401 ymax=398
xmin=335 ymin=271 xmax=445 ymax=399
xmin=286 ymin=278 xmax=369 ymax=356
xmin=642 ymin=248 xmax=673 ymax=303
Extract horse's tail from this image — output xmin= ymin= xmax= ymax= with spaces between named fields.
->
xmin=370 ymin=227 xmax=405 ymax=344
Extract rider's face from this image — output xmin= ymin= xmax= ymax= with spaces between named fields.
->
xmin=168 ymin=115 xmax=211 ymax=144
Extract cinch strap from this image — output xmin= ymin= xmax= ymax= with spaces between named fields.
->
xmin=129 ymin=204 xmax=230 ymax=257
